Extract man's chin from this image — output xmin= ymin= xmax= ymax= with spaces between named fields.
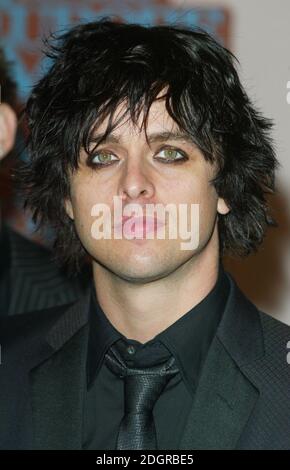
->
xmin=99 ymin=260 xmax=173 ymax=284
xmin=111 ymin=269 xmax=170 ymax=284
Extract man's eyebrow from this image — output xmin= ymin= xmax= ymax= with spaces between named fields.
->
xmin=89 ymin=131 xmax=196 ymax=146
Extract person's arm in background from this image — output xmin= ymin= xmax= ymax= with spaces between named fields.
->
xmin=0 ymin=102 xmax=17 ymax=159
xmin=0 ymin=103 xmax=17 ymax=219
xmin=0 ymin=102 xmax=17 ymax=232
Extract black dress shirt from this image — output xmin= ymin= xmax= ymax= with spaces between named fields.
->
xmin=83 ymin=263 xmax=230 ymax=450
xmin=0 ymin=223 xmax=11 ymax=316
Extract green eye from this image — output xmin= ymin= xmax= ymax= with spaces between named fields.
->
xmin=163 ymin=149 xmax=178 ymax=159
xmin=91 ymin=151 xmax=118 ymax=165
xmin=156 ymin=148 xmax=187 ymax=162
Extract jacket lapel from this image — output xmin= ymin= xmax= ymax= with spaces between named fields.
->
xmin=29 ymin=286 xmax=91 ymax=449
xmin=179 ymin=273 xmax=264 ymax=450
xmin=178 ymin=336 xmax=259 ymax=449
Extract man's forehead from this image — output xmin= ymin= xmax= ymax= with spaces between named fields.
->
xmin=94 ymin=98 xmax=178 ymax=139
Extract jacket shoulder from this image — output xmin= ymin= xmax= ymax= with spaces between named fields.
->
xmin=253 ymin=309 xmax=290 ymax=383
xmin=258 ymin=309 xmax=290 ymax=344
xmin=5 ymin=225 xmax=92 ymax=314
xmin=0 ymin=302 xmax=75 ymax=349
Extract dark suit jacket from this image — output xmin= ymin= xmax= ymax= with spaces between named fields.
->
xmin=1 ymin=224 xmax=90 ymax=315
xmin=0 ymin=271 xmax=289 ymax=449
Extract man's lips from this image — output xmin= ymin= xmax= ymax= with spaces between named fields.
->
xmin=114 ymin=216 xmax=165 ymax=237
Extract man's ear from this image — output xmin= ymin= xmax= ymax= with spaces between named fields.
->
xmin=217 ymin=197 xmax=230 ymax=215
xmin=0 ymin=103 xmax=17 ymax=160
xmin=64 ymin=198 xmax=74 ymax=220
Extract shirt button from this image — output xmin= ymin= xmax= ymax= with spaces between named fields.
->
xmin=127 ymin=345 xmax=136 ymax=355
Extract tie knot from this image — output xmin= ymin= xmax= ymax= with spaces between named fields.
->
xmin=104 ymin=340 xmax=180 ymax=449
xmin=104 ymin=341 xmax=179 ymax=378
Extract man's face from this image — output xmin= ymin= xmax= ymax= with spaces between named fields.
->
xmin=65 ymin=95 xmax=229 ymax=283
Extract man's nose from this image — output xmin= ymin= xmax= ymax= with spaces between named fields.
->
xmin=117 ymin=157 xmax=155 ymax=202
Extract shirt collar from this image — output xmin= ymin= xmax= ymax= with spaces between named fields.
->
xmin=87 ymin=261 xmax=230 ymax=396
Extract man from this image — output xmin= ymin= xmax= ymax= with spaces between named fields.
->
xmin=0 ymin=48 xmax=89 ymax=316
xmin=0 ymin=19 xmax=289 ymax=450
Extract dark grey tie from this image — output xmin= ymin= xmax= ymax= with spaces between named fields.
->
xmin=104 ymin=342 xmax=180 ymax=450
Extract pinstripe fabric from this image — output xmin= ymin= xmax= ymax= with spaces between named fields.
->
xmin=2 ymin=224 xmax=91 ymax=315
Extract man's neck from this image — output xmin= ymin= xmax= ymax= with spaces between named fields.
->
xmin=92 ymin=236 xmax=220 ymax=344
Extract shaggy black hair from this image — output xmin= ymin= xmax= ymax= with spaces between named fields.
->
xmin=15 ymin=17 xmax=278 ymax=274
